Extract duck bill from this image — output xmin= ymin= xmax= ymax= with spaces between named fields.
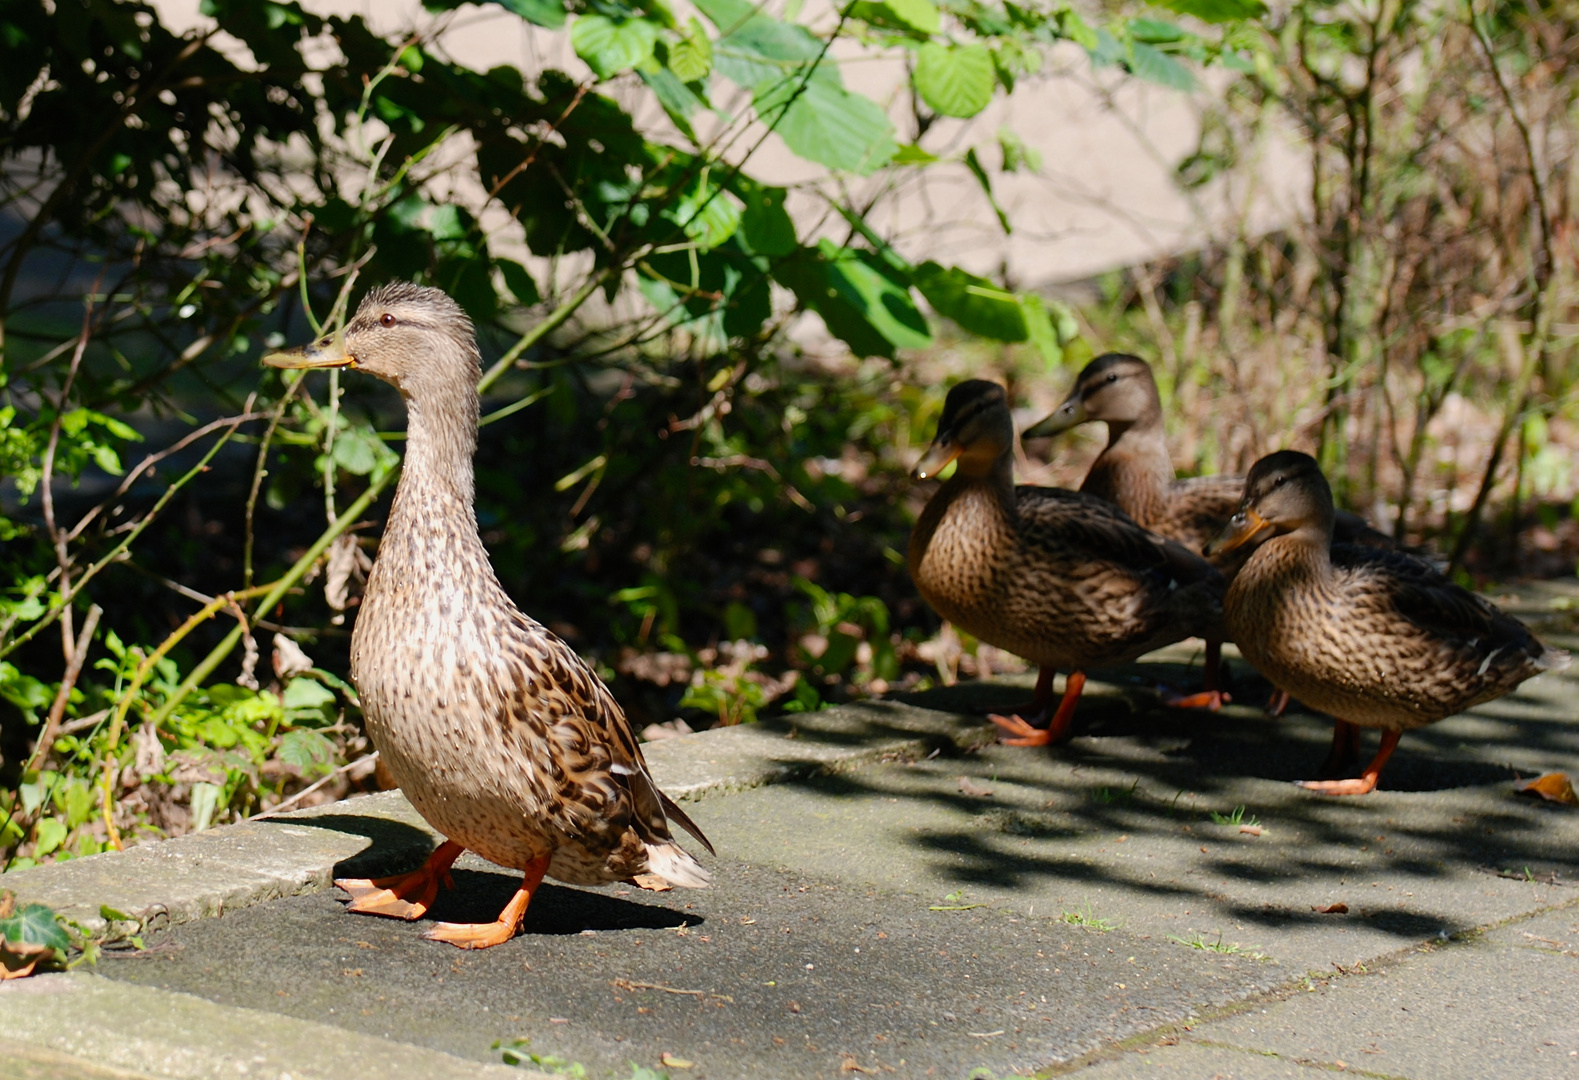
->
xmin=912 ymin=437 xmax=961 ymax=481
xmin=1206 ymin=508 xmax=1271 ymax=556
xmin=263 ymin=330 xmax=354 ymax=370
xmin=1022 ymin=394 xmax=1086 ymax=439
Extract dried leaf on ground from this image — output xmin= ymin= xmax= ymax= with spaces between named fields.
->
xmin=659 ymin=1052 xmax=693 ymax=1068
xmin=1514 ymin=772 xmax=1579 ymax=806
xmin=958 ymin=776 xmax=993 ymax=797
xmin=1313 ymin=902 xmax=1350 ymax=914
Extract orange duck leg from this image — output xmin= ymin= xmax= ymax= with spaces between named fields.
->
xmin=990 ymin=670 xmax=1086 ymax=747
xmin=335 ymin=839 xmax=465 ymax=920
xmin=1161 ymin=639 xmax=1230 ymax=711
xmin=1297 ymin=729 xmax=1401 ymax=796
xmin=423 ymin=854 xmax=550 ymax=949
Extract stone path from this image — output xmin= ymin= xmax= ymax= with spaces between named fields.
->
xmin=4 ymin=582 xmax=1579 ymax=1079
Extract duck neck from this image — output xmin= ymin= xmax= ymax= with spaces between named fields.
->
xmin=385 ymin=376 xmax=484 ymax=555
xmin=1241 ymin=523 xmax=1334 ymax=593
xmin=1082 ymin=415 xmax=1173 ymax=527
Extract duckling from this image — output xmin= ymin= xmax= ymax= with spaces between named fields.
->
xmin=1209 ymin=450 xmax=1569 ymax=794
xmin=264 ymin=283 xmax=711 ymax=948
xmin=908 ymin=379 xmax=1224 ymax=746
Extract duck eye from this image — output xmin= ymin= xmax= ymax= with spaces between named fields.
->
xmin=1106 ymin=373 xmax=1119 ymax=383
xmin=1273 ymin=475 xmax=1286 ymax=487
xmin=380 ymin=313 xmax=397 ymax=327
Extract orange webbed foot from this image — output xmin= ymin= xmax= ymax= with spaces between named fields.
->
xmin=989 ymin=712 xmax=1054 ymax=747
xmin=335 ymin=839 xmax=464 ymax=920
xmin=423 ymin=855 xmax=549 ymax=950
xmin=1161 ymin=689 xmax=1230 ymax=711
xmin=1294 ymin=776 xmax=1379 ymax=796
xmin=422 ymin=918 xmax=521 ymax=949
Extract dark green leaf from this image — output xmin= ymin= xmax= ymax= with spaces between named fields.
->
xmin=0 ymin=903 xmax=71 ymax=953
xmin=737 ymin=185 xmax=797 ymax=256
xmin=497 ymin=259 xmax=542 ymax=306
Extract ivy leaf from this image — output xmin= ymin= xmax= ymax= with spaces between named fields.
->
xmin=913 ymin=262 xmax=1027 ymax=341
xmin=913 ymin=42 xmax=995 ymax=118
xmin=572 ymin=14 xmax=659 ymax=79
xmin=754 ymin=78 xmax=897 ymax=175
xmin=0 ymin=901 xmax=70 ymax=953
xmin=283 ymin=677 xmax=335 ymax=711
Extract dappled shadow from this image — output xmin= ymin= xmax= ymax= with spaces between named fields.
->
xmin=746 ymin=654 xmax=1579 ymax=944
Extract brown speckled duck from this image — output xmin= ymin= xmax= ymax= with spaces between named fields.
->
xmin=908 ymin=379 xmax=1224 ymax=746
xmin=1024 ymin=352 xmax=1394 ymax=711
xmin=264 ymin=283 xmax=711 ymax=948
xmin=1209 ymin=450 xmax=1569 ymax=795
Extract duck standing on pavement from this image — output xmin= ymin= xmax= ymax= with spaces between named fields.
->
xmin=1208 ymin=450 xmax=1568 ymax=794
xmin=1024 ymin=352 xmax=1396 ymax=712
xmin=908 ymin=379 xmax=1224 ymax=746
xmin=264 ymin=283 xmax=711 ymax=947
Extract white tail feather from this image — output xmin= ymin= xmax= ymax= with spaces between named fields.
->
xmin=643 ymin=841 xmax=711 ymax=888
xmin=1538 ymin=646 xmax=1572 ymax=672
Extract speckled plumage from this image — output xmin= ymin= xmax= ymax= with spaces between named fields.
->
xmin=283 ymin=283 xmax=710 ymax=894
xmin=908 ymin=380 xmax=1223 ymax=680
xmin=1221 ymin=451 xmax=1567 ymax=733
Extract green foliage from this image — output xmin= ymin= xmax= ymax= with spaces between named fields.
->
xmin=0 ymin=0 xmax=1264 ymax=864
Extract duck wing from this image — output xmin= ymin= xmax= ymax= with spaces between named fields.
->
xmin=1334 ymin=545 xmax=1563 ymax=675
xmin=505 ymin=612 xmax=715 ymax=865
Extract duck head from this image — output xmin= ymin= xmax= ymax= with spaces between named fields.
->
xmin=1206 ymin=450 xmax=1336 ymax=556
xmin=1022 ymin=353 xmax=1160 ymax=440
xmin=912 ymin=379 xmax=1013 ymax=480
xmin=264 ymin=282 xmax=481 ymax=399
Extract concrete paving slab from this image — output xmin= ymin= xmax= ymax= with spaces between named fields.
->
xmin=0 ymin=699 xmax=996 ymax=934
xmin=1071 ymin=901 xmax=1579 ymax=1079
xmin=90 ymin=858 xmax=1279 ymax=1079
xmin=0 ymin=972 xmax=538 ymax=1080
xmin=0 ymin=1039 xmax=166 ymax=1080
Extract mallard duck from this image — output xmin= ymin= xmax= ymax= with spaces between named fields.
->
xmin=908 ymin=379 xmax=1224 ymax=746
xmin=1209 ymin=450 xmax=1569 ymax=794
xmin=264 ymin=283 xmax=711 ymax=948
xmin=1024 ymin=352 xmax=1393 ymax=711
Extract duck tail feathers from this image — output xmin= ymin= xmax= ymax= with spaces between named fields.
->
xmin=1537 ymin=645 xmax=1572 ymax=672
xmin=643 ymin=841 xmax=711 ymax=888
xmin=658 ymin=788 xmax=716 ymax=855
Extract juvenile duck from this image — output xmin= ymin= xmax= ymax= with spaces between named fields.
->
xmin=264 ymin=283 xmax=711 ymax=948
xmin=1209 ymin=450 xmax=1569 ymax=795
xmin=908 ymin=380 xmax=1224 ymax=746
